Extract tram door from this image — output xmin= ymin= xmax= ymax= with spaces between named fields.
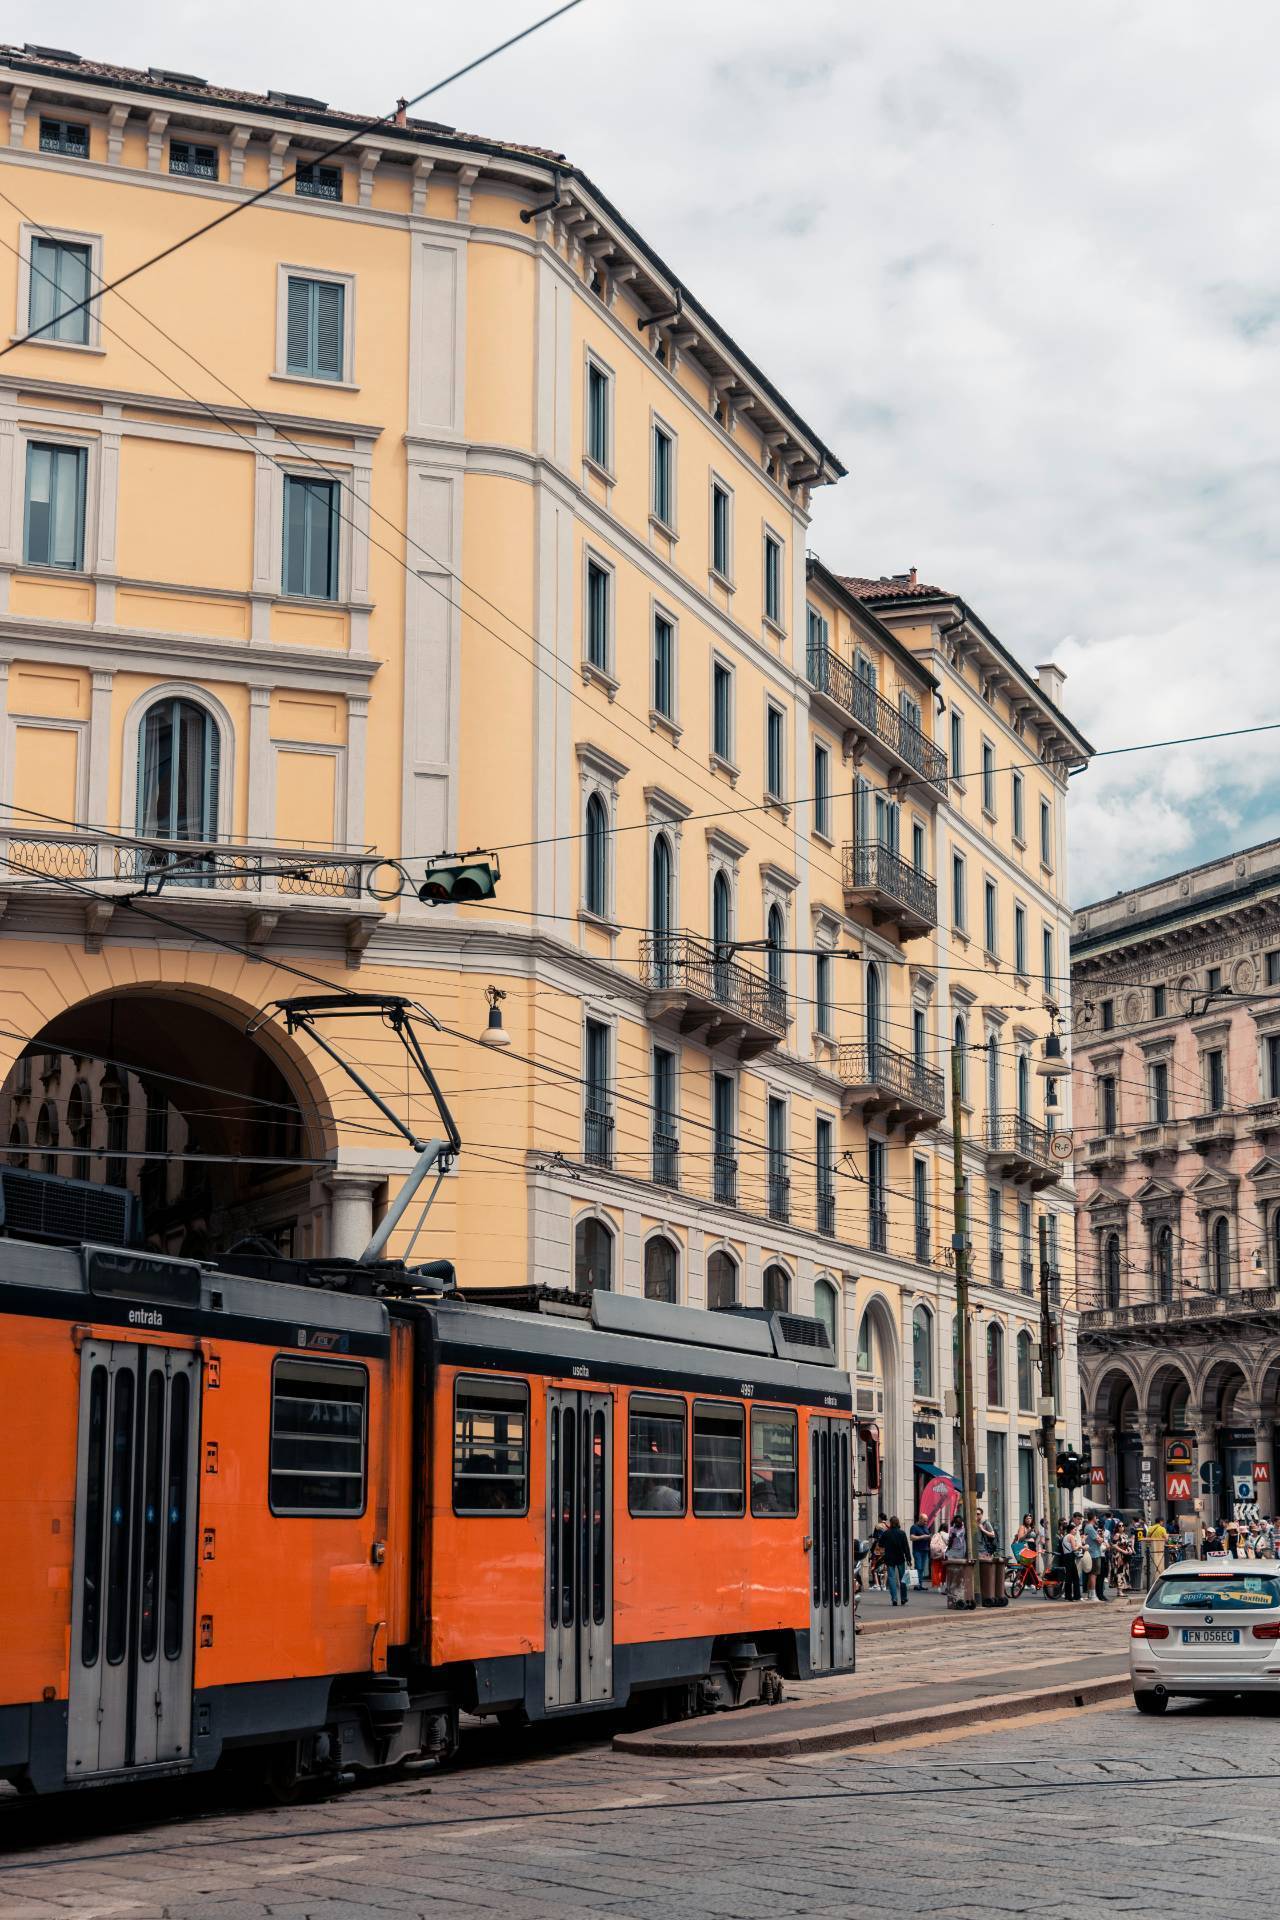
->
xmin=809 ymin=1415 xmax=854 ymax=1672
xmin=67 ymin=1341 xmax=201 ymax=1779
xmin=544 ymin=1389 xmax=614 ymax=1709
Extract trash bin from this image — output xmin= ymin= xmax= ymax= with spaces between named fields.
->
xmin=946 ymin=1557 xmax=977 ymax=1609
xmin=978 ymin=1555 xmax=998 ymax=1605
xmin=993 ymin=1554 xmax=1009 ymax=1605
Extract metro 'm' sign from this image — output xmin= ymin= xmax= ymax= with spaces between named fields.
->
xmin=1166 ymin=1472 xmax=1192 ymax=1500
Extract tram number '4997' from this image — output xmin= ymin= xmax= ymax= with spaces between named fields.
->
xmin=740 ymin=1383 xmax=755 ymax=1397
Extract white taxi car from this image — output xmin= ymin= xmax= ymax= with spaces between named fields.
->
xmin=1131 ymin=1559 xmax=1280 ymax=1712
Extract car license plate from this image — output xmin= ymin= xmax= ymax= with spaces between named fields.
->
xmin=1181 ymin=1628 xmax=1239 ymax=1644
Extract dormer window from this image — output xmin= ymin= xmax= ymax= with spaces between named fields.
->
xmin=40 ymin=118 xmax=89 ymax=158
xmin=296 ymin=162 xmax=342 ymax=202
xmin=170 ymin=139 xmax=218 ymax=180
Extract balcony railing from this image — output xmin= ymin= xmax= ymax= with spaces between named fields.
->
xmin=40 ymin=132 xmax=89 ymax=157
xmin=3 ymin=832 xmax=381 ymax=901
xmin=989 ymin=1248 xmax=1004 ymax=1287
xmin=817 ymin=1188 xmax=836 ymax=1236
xmin=869 ymin=1204 xmax=888 ymax=1253
xmin=986 ymin=1113 xmax=1056 ymax=1182
xmin=768 ymin=1167 xmax=790 ymax=1223
xmin=842 ymin=840 xmax=938 ymax=933
xmin=652 ymin=1129 xmax=680 ymax=1189
xmin=713 ymin=1151 xmax=738 ymax=1207
xmin=837 ymin=1040 xmax=946 ymax=1127
xmin=806 ymin=643 xmax=948 ymax=793
xmin=915 ymin=1222 xmax=931 ymax=1265
xmin=584 ymin=1106 xmax=614 ymax=1168
xmin=641 ymin=931 xmax=788 ymax=1045
xmin=1020 ymin=1258 xmax=1035 ymax=1295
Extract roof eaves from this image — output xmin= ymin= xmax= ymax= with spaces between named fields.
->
xmin=805 ymin=556 xmax=938 ymax=694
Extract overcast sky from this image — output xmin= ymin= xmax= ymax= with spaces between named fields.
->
xmin=13 ymin=0 xmax=1279 ymax=905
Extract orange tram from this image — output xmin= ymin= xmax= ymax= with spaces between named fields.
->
xmin=0 ymin=1235 xmax=855 ymax=1796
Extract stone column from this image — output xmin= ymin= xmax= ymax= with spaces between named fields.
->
xmin=1088 ymin=1424 xmax=1113 ymax=1511
xmin=1253 ymin=1421 xmax=1276 ymax=1521
xmin=1138 ymin=1423 xmax=1161 ymax=1522
xmin=1193 ymin=1414 xmax=1220 ymax=1528
xmin=324 ymin=1172 xmax=381 ymax=1259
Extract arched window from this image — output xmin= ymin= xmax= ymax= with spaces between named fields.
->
xmin=138 ymin=697 xmax=221 ymax=844
xmin=1017 ymin=1330 xmax=1034 ymax=1412
xmin=712 ymin=869 xmax=732 ymax=947
xmin=573 ymin=1215 xmax=614 ymax=1294
xmin=1016 ymin=1051 xmax=1030 ymax=1121
xmin=1212 ymin=1215 xmax=1231 ymax=1295
xmin=766 ymin=902 xmax=785 ymax=990
xmin=7 ymin=1118 xmax=28 ymax=1169
xmin=763 ymin=1263 xmax=790 ymax=1312
xmin=1155 ymin=1223 xmax=1174 ymax=1303
xmin=584 ymin=792 xmax=608 ymax=918
xmin=1104 ymin=1232 xmax=1122 ymax=1310
xmin=954 ymin=1015 xmax=968 ymax=1101
xmin=651 ymin=832 xmax=673 ymax=938
xmin=814 ymin=1277 xmax=838 ymax=1353
xmin=986 ymin=1322 xmax=1005 ymax=1406
xmin=913 ymin=1304 xmax=934 ymax=1397
xmin=35 ymin=1098 xmax=59 ymax=1175
xmin=707 ymin=1248 xmax=738 ymax=1312
xmin=856 ymin=1310 xmax=873 ymax=1374
xmin=67 ymin=1079 xmax=91 ymax=1182
xmin=866 ymin=962 xmax=883 ymax=1057
xmin=644 ymin=1234 xmax=678 ymax=1303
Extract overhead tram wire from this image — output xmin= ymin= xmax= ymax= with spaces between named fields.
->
xmin=0 ymin=1 xmax=589 ymax=360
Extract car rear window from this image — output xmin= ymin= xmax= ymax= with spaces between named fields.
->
xmin=1150 ymin=1575 xmax=1280 ymax=1610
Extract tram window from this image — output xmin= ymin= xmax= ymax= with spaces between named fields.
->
xmin=269 ymin=1359 xmax=367 ymax=1516
xmin=453 ymin=1376 xmax=529 ymax=1515
xmin=628 ymin=1394 xmax=686 ymax=1515
xmin=692 ymin=1400 xmax=745 ymax=1517
xmin=750 ymin=1406 xmax=798 ymax=1516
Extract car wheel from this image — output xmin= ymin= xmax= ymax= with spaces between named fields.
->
xmin=1133 ymin=1691 xmax=1167 ymax=1715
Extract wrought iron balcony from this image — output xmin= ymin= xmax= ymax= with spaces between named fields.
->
xmin=584 ymin=1107 xmax=614 ymax=1169
xmin=652 ymin=1129 xmax=680 ymax=1189
xmin=986 ymin=1113 xmax=1058 ymax=1188
xmin=641 ymin=931 xmax=787 ymax=1060
xmin=915 ymin=1223 xmax=931 ymax=1266
xmin=713 ymin=1152 xmax=738 ymax=1207
xmin=768 ymin=1167 xmax=791 ymax=1223
xmin=1020 ymin=1259 xmax=1035 ymax=1296
xmin=837 ymin=1040 xmax=946 ymax=1137
xmin=989 ymin=1248 xmax=1005 ymax=1288
xmin=869 ymin=1204 xmax=888 ymax=1253
xmin=817 ymin=1188 xmax=836 ymax=1236
xmin=806 ymin=643 xmax=948 ymax=794
xmin=841 ymin=840 xmax=938 ymax=937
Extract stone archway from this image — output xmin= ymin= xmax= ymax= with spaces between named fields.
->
xmin=1195 ymin=1353 xmax=1253 ymax=1526
xmin=853 ymin=1288 xmax=901 ymax=1536
xmin=0 ymin=983 xmax=333 ymax=1258
xmin=1088 ymin=1362 xmax=1142 ymax=1511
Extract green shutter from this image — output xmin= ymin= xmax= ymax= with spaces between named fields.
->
xmin=314 ymin=282 xmax=344 ymax=380
xmin=285 ymin=278 xmax=312 ymax=374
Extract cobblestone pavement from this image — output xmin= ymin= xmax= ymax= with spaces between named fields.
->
xmin=3 ymin=1693 xmax=1279 ymax=1920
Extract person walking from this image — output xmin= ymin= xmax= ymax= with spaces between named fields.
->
xmin=910 ymin=1515 xmax=931 ymax=1592
xmin=1059 ymin=1517 xmax=1082 ymax=1602
xmin=929 ymin=1520 xmax=949 ymax=1589
xmin=1084 ymin=1516 xmax=1108 ymax=1601
xmin=881 ymin=1515 xmax=913 ymax=1607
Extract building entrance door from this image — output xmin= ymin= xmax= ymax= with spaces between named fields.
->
xmin=809 ymin=1416 xmax=854 ymax=1671
xmin=544 ymin=1390 xmax=614 ymax=1709
xmin=67 ymin=1340 xmax=201 ymax=1780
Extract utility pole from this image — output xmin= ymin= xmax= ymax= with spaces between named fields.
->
xmin=951 ymin=1046 xmax=980 ymax=1605
xmin=1038 ymin=1211 xmax=1061 ymax=1550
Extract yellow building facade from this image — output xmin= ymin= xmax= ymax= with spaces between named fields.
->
xmin=0 ymin=47 xmax=1090 ymax=1536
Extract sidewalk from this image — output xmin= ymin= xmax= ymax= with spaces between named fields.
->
xmin=615 ymin=1592 xmax=1140 ymax=1758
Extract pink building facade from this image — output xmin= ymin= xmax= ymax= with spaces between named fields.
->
xmin=1071 ymin=840 xmax=1280 ymax=1525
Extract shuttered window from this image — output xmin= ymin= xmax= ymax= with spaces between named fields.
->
xmin=283 ymin=476 xmax=339 ymax=599
xmin=29 ymin=237 xmax=92 ymax=344
xmin=285 ymin=276 xmax=346 ymax=381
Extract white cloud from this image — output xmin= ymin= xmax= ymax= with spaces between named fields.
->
xmin=12 ymin=0 xmax=1280 ymax=903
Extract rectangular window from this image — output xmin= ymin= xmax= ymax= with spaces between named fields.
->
xmin=285 ymin=274 xmax=345 ymax=381
xmin=952 ymin=853 xmax=967 ymax=930
xmin=750 ymin=1407 xmax=798 ymax=1516
xmin=586 ymin=560 xmax=610 ymax=671
xmin=914 ymin=1156 xmax=929 ymax=1263
xmin=981 ymin=740 xmax=996 ymax=814
xmin=767 ymin=1096 xmax=788 ymax=1222
xmin=813 ymin=741 xmax=831 ymax=838
xmin=586 ymin=359 xmax=610 ymax=469
xmin=1018 ymin=1200 xmax=1033 ymax=1293
xmin=815 ymin=951 xmax=833 ymax=1037
xmin=1100 ymin=1074 xmax=1117 ymax=1135
xmin=912 ymin=1005 xmax=927 ymax=1066
xmin=868 ymin=1138 xmax=887 ymax=1252
xmin=39 ymin=117 xmax=89 ymax=157
xmin=1152 ymin=984 xmax=1167 ymax=1018
xmin=984 ymin=879 xmax=998 ymax=956
xmin=296 ymin=162 xmax=343 ymax=201
xmin=452 ymin=1376 xmax=529 ymax=1514
xmin=806 ymin=604 xmax=830 ymax=662
xmin=28 ymin=235 xmax=92 ymax=344
xmin=1100 ymin=998 xmax=1115 ymax=1032
xmin=1207 ymin=966 xmax=1222 ymax=994
xmin=1268 ymin=1034 xmax=1280 ymax=1100
xmin=763 ymin=531 xmax=783 ymax=625
xmin=900 ymin=691 xmax=923 ymax=734
xmin=1014 ymin=904 xmax=1027 ymax=977
xmin=950 ymin=710 xmax=964 ymax=783
xmin=816 ymin=1115 xmax=835 ymax=1235
xmin=1268 ymin=952 xmax=1280 ymax=988
xmin=269 ymin=1358 xmax=367 ymax=1515
xmin=1206 ymin=1049 xmax=1226 ymax=1113
xmin=1011 ymin=770 xmax=1025 ymax=842
xmin=766 ymin=703 xmax=785 ymax=799
xmin=585 ymin=1018 xmax=612 ymax=1166
xmin=651 ymin=422 xmax=674 ymax=526
xmin=24 ymin=442 xmax=86 ymax=570
xmin=1042 ymin=926 xmax=1054 ymax=996
xmin=1039 ymin=798 xmax=1052 ymax=866
xmin=1150 ymin=1060 xmax=1169 ymax=1124
xmin=692 ymin=1401 xmax=745 ymax=1516
xmin=711 ymin=481 xmax=731 ymax=577
xmin=912 ymin=820 xmax=926 ymax=873
xmin=652 ymin=610 xmax=674 ymax=716
xmin=169 ymin=139 xmax=218 ymax=179
xmin=628 ymin=1394 xmax=685 ymax=1515
xmin=712 ymin=660 xmax=733 ymax=761
xmin=988 ymin=1186 xmax=1003 ymax=1282
xmin=283 ymin=475 xmax=339 ymax=599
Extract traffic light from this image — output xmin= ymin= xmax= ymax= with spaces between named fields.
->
xmin=418 ymin=855 xmax=500 ymax=906
xmin=1056 ymin=1447 xmax=1082 ymax=1492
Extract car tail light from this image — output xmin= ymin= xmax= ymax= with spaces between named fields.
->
xmin=1252 ymin=1622 xmax=1280 ymax=1640
xmin=1131 ymin=1616 xmax=1169 ymax=1639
